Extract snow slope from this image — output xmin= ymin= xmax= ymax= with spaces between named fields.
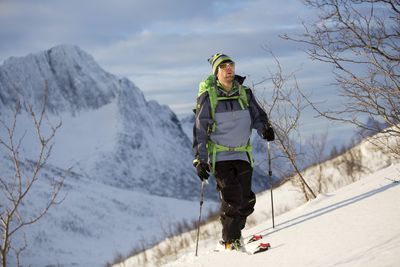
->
xmin=0 ymin=125 xmax=220 ymax=267
xmin=115 ymin=130 xmax=400 ymax=267
xmin=18 ymin=167 xmax=219 ymax=267
xmin=167 ymin=162 xmax=400 ymax=267
xmin=118 ymin=162 xmax=400 ymax=267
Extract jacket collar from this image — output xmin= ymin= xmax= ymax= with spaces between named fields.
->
xmin=215 ymin=75 xmax=246 ymax=96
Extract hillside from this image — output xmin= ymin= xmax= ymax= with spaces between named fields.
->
xmin=114 ymin=129 xmax=400 ymax=267
xmin=161 ymin=162 xmax=400 ymax=267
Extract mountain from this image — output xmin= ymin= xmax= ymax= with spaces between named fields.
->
xmin=0 ymin=44 xmax=199 ymax=200
xmin=0 ymin=45 xmax=118 ymax=114
xmin=0 ymin=45 xmax=219 ymax=267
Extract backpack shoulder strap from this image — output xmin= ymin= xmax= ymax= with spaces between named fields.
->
xmin=208 ymin=86 xmax=218 ymax=121
xmin=238 ymin=85 xmax=250 ymax=109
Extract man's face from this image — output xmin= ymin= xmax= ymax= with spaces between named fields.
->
xmin=217 ymin=61 xmax=235 ymax=82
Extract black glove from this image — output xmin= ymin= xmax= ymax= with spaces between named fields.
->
xmin=262 ymin=126 xmax=275 ymax=141
xmin=195 ymin=161 xmax=210 ymax=181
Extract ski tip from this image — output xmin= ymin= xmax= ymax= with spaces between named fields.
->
xmin=253 ymin=243 xmax=271 ymax=254
xmin=247 ymin=235 xmax=263 ymax=244
xmin=259 ymin=243 xmax=271 ymax=248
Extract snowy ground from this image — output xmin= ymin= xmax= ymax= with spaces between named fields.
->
xmin=117 ymin=162 xmax=400 ymax=267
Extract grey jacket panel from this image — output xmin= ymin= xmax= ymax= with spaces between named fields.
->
xmin=211 ymin=109 xmax=252 ymax=162
xmin=211 ymin=109 xmax=251 ymax=147
xmin=193 ymin=79 xmax=270 ymax=164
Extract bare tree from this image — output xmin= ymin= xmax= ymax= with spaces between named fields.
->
xmin=338 ymin=145 xmax=367 ymax=181
xmin=306 ymin=132 xmax=329 ymax=193
xmin=0 ymin=92 xmax=64 ymax=267
xmin=254 ymin=52 xmax=317 ymax=201
xmin=282 ymin=0 xmax=400 ymax=157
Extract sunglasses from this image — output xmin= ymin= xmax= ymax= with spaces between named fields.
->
xmin=219 ymin=62 xmax=235 ymax=69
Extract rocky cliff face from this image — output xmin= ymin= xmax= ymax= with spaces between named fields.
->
xmin=0 ymin=44 xmax=198 ymax=199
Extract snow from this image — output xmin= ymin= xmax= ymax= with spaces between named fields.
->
xmin=21 ymin=173 xmax=219 ymax=267
xmin=2 ymin=45 xmax=399 ymax=267
xmin=115 ymin=129 xmax=400 ymax=267
xmin=0 ymin=45 xmax=212 ymax=267
xmin=119 ymin=162 xmax=400 ymax=267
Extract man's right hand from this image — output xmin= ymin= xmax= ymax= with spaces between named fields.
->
xmin=195 ymin=161 xmax=210 ymax=181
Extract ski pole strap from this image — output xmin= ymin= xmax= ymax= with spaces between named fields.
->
xmin=207 ymin=140 xmax=253 ymax=173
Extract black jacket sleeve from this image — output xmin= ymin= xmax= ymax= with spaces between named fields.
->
xmin=192 ymin=92 xmax=213 ymax=163
xmin=247 ymin=89 xmax=271 ymax=137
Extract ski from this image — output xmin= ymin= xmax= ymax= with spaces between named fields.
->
xmin=247 ymin=235 xmax=263 ymax=244
xmin=253 ymin=243 xmax=271 ymax=254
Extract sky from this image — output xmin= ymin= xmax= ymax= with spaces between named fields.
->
xmin=0 ymin=0 xmax=353 ymax=141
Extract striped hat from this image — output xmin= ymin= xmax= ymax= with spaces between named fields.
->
xmin=208 ymin=53 xmax=234 ymax=75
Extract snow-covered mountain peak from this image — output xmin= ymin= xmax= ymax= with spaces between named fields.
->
xmin=0 ymin=44 xmax=199 ymax=199
xmin=0 ymin=44 xmax=119 ymax=115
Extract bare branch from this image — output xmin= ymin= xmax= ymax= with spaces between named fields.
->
xmin=0 ymin=85 xmax=65 ymax=266
xmin=254 ymin=51 xmax=317 ymax=200
xmin=285 ymin=0 xmax=400 ymax=157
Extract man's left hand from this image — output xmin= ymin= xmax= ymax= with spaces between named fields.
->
xmin=262 ymin=126 xmax=275 ymax=141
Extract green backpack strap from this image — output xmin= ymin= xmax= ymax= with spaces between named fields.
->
xmin=238 ymin=85 xmax=249 ymax=108
xmin=197 ymin=75 xmax=218 ymax=132
xmin=209 ymin=91 xmax=218 ymax=132
xmin=207 ymin=139 xmax=253 ymax=173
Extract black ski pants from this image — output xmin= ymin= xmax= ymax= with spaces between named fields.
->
xmin=214 ymin=160 xmax=256 ymax=242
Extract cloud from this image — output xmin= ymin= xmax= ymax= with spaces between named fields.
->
xmin=0 ymin=0 xmax=332 ymax=119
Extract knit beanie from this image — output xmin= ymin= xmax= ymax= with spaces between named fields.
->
xmin=208 ymin=53 xmax=234 ymax=75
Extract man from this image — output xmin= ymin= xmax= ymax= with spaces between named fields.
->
xmin=193 ymin=53 xmax=275 ymax=250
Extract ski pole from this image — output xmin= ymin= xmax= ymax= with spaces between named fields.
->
xmin=195 ymin=180 xmax=206 ymax=256
xmin=267 ymin=141 xmax=275 ymax=228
